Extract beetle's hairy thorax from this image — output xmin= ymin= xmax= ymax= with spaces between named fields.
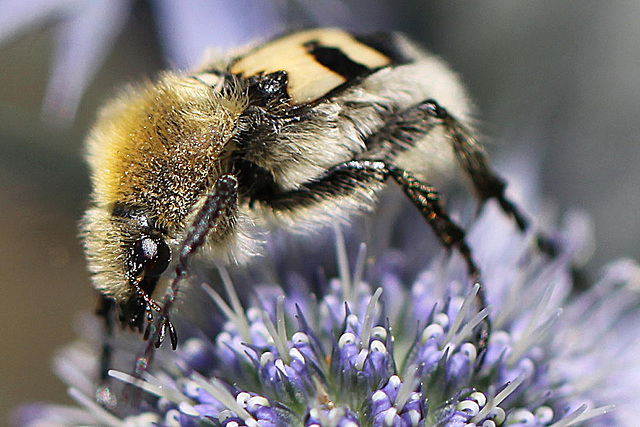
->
xmin=86 ymin=73 xmax=248 ymax=230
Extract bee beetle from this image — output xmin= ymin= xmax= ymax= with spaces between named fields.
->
xmin=82 ymin=28 xmax=542 ymax=359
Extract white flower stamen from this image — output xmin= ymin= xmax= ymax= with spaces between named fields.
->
xmin=443 ymin=282 xmax=480 ymax=346
xmin=202 ymin=279 xmax=252 ymax=343
xmin=190 ymin=374 xmax=253 ymax=421
xmin=352 ymin=242 xmax=368 ymax=293
xmin=451 ymin=306 xmax=491 ymax=348
xmin=262 ymin=295 xmax=290 ymax=363
xmin=394 ymin=369 xmax=418 ymax=411
xmin=472 ymin=374 xmax=525 ymax=423
xmin=334 ymin=224 xmax=352 ymax=302
xmin=108 ymin=370 xmax=186 ymax=405
xmin=508 ymin=283 xmax=555 ymax=364
xmin=359 ymin=287 xmax=383 ymax=349
xmin=548 ymin=404 xmax=616 ymax=427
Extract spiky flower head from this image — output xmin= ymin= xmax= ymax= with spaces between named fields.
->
xmin=16 ymin=199 xmax=640 ymax=426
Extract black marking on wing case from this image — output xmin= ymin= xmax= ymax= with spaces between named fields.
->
xmin=304 ymin=39 xmax=371 ymax=80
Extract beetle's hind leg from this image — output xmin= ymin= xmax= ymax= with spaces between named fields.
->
xmin=420 ymin=99 xmax=558 ymax=257
xmin=385 ymin=165 xmax=480 ymax=278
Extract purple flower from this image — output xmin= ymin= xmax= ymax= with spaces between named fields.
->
xmin=15 ymin=193 xmax=640 ymax=426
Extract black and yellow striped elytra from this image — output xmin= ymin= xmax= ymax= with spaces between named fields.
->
xmin=82 ymin=28 xmax=539 ymax=366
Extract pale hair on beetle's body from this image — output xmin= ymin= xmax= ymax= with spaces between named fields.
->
xmin=81 ymin=28 xmax=542 ymax=361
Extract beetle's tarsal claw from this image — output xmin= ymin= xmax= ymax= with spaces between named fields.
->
xmin=168 ymin=319 xmax=178 ymax=350
xmin=156 ymin=319 xmax=166 ymax=348
xmin=153 ymin=316 xmax=178 ymax=349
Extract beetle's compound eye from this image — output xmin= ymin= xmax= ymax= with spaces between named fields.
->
xmin=131 ymin=235 xmax=172 ymax=279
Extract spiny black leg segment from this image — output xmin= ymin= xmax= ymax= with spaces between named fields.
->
xmin=141 ymin=175 xmax=238 ymax=363
xmin=385 ymin=166 xmax=479 ymax=279
xmin=420 ymin=99 xmax=557 ymax=257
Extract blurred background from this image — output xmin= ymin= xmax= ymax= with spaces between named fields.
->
xmin=1 ymin=0 xmax=639 ymax=423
